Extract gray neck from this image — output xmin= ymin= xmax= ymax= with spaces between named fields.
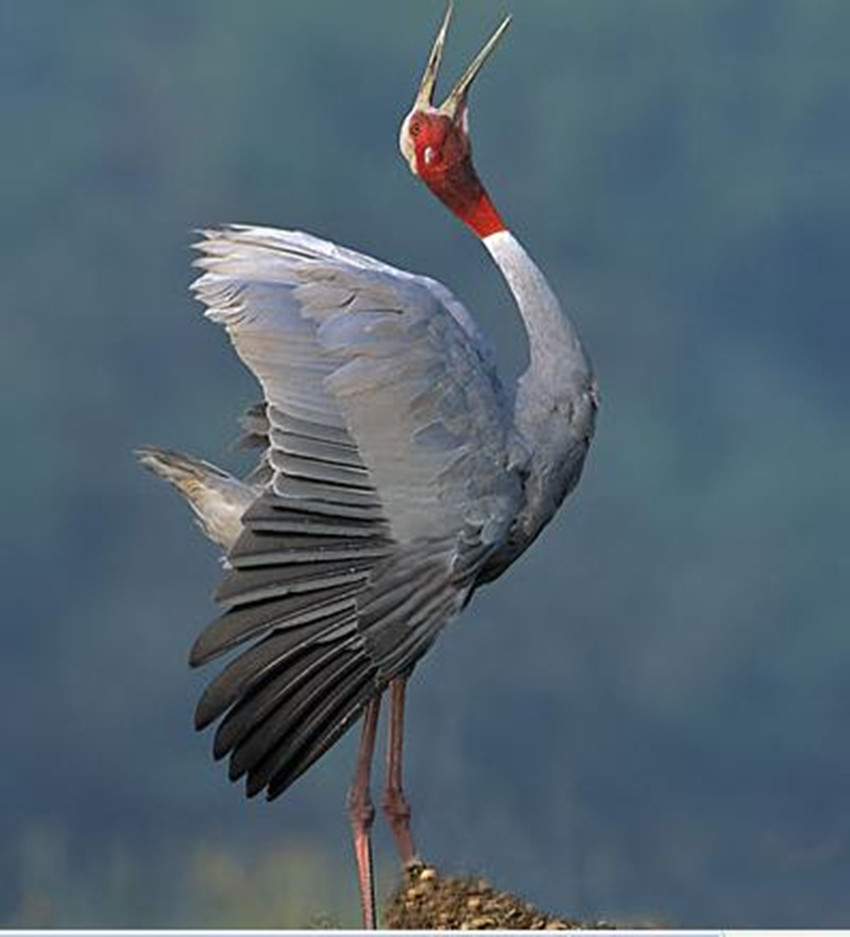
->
xmin=476 ymin=229 xmax=597 ymax=576
xmin=483 ymin=230 xmax=592 ymax=401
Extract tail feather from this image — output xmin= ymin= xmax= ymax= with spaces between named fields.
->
xmin=135 ymin=446 xmax=255 ymax=549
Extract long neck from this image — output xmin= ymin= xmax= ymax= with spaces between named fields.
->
xmin=420 ymin=143 xmax=592 ymax=405
xmin=476 ymin=228 xmax=597 ymax=578
xmin=482 ymin=230 xmax=592 ymax=398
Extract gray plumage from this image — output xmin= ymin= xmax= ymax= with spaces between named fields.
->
xmin=136 ymin=11 xmax=601 ymax=928
xmin=138 ymin=221 xmax=596 ymax=800
xmin=136 ymin=445 xmax=256 ymax=549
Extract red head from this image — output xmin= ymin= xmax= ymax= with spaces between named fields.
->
xmin=399 ymin=4 xmax=510 ymax=239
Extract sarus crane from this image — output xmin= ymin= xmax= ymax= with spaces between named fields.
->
xmin=138 ymin=4 xmax=597 ymax=928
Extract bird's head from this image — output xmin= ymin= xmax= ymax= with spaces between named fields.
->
xmin=399 ymin=3 xmax=510 ymax=239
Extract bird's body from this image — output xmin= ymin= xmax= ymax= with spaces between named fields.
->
xmin=138 ymin=7 xmax=597 ymax=927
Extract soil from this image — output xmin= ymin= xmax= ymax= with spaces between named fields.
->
xmin=383 ymin=862 xmax=614 ymax=930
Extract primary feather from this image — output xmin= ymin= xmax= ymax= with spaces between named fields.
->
xmin=146 ymin=224 xmax=526 ymax=799
xmin=137 ymin=12 xmax=599 ymax=928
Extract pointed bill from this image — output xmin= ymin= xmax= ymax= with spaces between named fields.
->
xmin=414 ymin=2 xmax=454 ymax=109
xmin=440 ymin=13 xmax=511 ymax=116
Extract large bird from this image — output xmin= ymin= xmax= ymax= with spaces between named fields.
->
xmin=138 ymin=4 xmax=597 ymax=928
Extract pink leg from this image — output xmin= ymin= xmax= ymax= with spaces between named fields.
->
xmin=347 ymin=696 xmax=381 ymax=929
xmin=382 ymin=677 xmax=418 ymax=865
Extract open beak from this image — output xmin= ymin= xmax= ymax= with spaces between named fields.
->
xmin=413 ymin=2 xmax=512 ymax=119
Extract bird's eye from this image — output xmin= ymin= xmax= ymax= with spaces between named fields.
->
xmin=410 ymin=120 xmax=422 ymax=137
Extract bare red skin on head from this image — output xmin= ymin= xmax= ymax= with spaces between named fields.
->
xmin=409 ymin=111 xmax=506 ymax=239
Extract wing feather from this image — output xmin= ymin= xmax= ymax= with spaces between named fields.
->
xmin=188 ymin=225 xmax=524 ymax=799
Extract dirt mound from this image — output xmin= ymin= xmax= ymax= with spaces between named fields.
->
xmin=384 ymin=862 xmax=611 ymax=930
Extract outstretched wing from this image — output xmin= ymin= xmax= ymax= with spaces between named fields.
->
xmin=189 ymin=225 xmax=523 ymax=799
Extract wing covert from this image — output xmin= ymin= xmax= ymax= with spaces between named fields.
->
xmin=193 ymin=225 xmax=521 ymax=547
xmin=188 ymin=225 xmax=524 ymax=798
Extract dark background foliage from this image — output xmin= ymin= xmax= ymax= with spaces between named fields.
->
xmin=1 ymin=0 xmax=848 ymax=926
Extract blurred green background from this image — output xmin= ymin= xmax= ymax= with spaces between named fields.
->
xmin=2 ymin=0 xmax=849 ymax=927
